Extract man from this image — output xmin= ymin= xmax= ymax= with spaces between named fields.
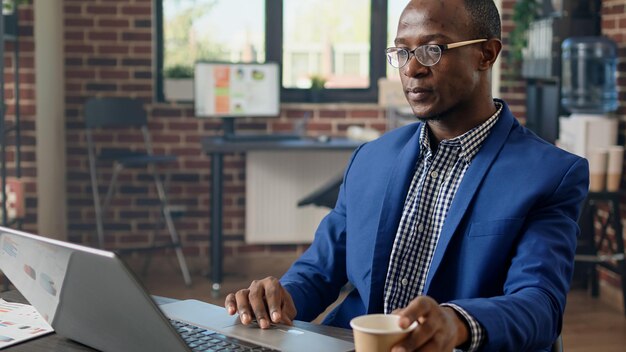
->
xmin=225 ymin=0 xmax=589 ymax=351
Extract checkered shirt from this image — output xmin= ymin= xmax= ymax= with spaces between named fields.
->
xmin=383 ymin=103 xmax=502 ymax=351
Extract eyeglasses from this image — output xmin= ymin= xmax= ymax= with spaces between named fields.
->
xmin=386 ymin=39 xmax=487 ymax=68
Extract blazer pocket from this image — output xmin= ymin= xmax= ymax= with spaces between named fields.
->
xmin=467 ymin=218 xmax=524 ymax=237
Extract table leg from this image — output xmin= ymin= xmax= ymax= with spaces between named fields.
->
xmin=210 ymin=152 xmax=223 ymax=295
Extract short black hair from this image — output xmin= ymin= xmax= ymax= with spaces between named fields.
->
xmin=463 ymin=0 xmax=501 ymax=40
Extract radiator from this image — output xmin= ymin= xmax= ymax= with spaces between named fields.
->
xmin=246 ymin=150 xmax=353 ymax=244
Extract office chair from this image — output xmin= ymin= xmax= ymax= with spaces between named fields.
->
xmin=297 ymin=174 xmax=343 ymax=209
xmin=84 ymin=97 xmax=191 ymax=286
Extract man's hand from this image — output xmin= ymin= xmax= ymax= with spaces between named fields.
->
xmin=391 ymin=296 xmax=469 ymax=352
xmin=224 ymin=276 xmax=297 ymax=329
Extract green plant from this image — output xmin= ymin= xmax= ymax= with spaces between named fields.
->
xmin=2 ymin=0 xmax=29 ymax=15
xmin=510 ymin=0 xmax=540 ymax=62
xmin=164 ymin=64 xmax=194 ymax=79
xmin=310 ymin=75 xmax=326 ymax=90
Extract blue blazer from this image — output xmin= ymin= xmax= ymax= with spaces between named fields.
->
xmin=281 ymin=101 xmax=589 ymax=351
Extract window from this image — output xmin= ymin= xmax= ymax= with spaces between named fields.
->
xmin=156 ymin=0 xmax=399 ymax=103
xmin=387 ymin=0 xmax=406 ymax=80
xmin=282 ymin=0 xmax=370 ymax=89
xmin=163 ymin=0 xmax=265 ymax=68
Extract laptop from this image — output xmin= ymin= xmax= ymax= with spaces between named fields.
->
xmin=0 ymin=227 xmax=355 ymax=352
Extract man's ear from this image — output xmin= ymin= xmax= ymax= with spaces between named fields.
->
xmin=478 ymin=39 xmax=502 ymax=71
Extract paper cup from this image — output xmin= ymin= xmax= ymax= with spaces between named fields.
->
xmin=606 ymin=146 xmax=624 ymax=191
xmin=350 ymin=314 xmax=418 ymax=352
xmin=588 ymin=148 xmax=608 ymax=191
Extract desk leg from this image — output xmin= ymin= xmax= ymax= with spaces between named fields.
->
xmin=210 ymin=152 xmax=223 ymax=295
xmin=610 ymin=194 xmax=626 ymax=316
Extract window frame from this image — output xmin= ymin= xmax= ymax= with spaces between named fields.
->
xmin=154 ymin=0 xmax=388 ymax=104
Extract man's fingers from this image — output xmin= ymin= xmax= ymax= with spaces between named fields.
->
xmin=392 ymin=296 xmax=459 ymax=352
xmin=224 ymin=293 xmax=237 ymax=315
xmin=248 ymin=281 xmax=271 ymax=329
xmin=282 ymin=289 xmax=297 ymax=323
xmin=263 ymin=277 xmax=283 ymax=323
xmin=235 ymin=289 xmax=253 ymax=324
xmin=396 ymin=296 xmax=437 ymax=327
xmin=226 ymin=277 xmax=296 ymax=328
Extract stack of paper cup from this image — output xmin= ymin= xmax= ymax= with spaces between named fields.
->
xmin=589 ymin=148 xmax=608 ymax=192
xmin=606 ymin=146 xmax=624 ymax=191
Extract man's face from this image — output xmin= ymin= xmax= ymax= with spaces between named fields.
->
xmin=396 ymin=0 xmax=483 ymax=120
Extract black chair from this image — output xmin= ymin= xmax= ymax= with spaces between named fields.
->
xmin=84 ymin=97 xmax=191 ymax=286
xmin=574 ymin=192 xmax=626 ymax=315
xmin=297 ymin=174 xmax=343 ymax=209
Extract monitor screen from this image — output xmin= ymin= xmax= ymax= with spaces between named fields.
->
xmin=194 ymin=62 xmax=280 ymax=118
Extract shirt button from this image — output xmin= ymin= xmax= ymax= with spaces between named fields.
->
xmin=430 ymin=171 xmax=439 ymax=179
xmin=401 ymin=278 xmax=408 ymax=286
xmin=417 ymin=223 xmax=424 ymax=232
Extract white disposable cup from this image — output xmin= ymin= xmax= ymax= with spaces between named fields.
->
xmin=606 ymin=146 xmax=624 ymax=191
xmin=350 ymin=314 xmax=418 ymax=352
xmin=588 ymin=148 xmax=608 ymax=192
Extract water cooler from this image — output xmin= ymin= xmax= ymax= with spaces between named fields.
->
xmin=557 ymin=36 xmax=619 ymax=159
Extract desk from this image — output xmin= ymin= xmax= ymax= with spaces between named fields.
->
xmin=201 ymin=137 xmax=362 ymax=293
xmin=1 ymin=290 xmax=354 ymax=351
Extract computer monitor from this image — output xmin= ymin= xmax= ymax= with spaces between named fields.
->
xmin=194 ymin=62 xmax=280 ymax=118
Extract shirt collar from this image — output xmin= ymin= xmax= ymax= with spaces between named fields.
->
xmin=418 ymin=102 xmax=503 ymax=164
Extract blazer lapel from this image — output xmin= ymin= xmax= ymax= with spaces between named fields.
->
xmin=423 ymin=102 xmax=516 ymax=293
xmin=367 ymin=124 xmax=424 ymax=313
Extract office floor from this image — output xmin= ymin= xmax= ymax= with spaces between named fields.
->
xmin=139 ymin=254 xmax=626 ymax=352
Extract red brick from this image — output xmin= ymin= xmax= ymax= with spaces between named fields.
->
xmin=65 ymin=69 xmax=96 ymax=79
xmin=121 ymin=58 xmax=151 ymax=67
xmin=85 ymin=83 xmax=117 ymax=92
xmin=97 ymin=45 xmax=129 ymax=55
xmin=121 ymin=83 xmax=152 ymax=92
xmin=65 ymin=18 xmax=94 ymax=27
xmin=270 ymin=121 xmax=294 ymax=132
xmin=349 ymin=109 xmax=381 ymax=119
xmin=65 ymin=31 xmax=84 ymax=41
xmin=65 ymin=44 xmax=94 ymax=54
xmin=284 ymin=109 xmax=313 ymax=119
xmin=152 ymin=108 xmax=182 ymax=118
xmin=133 ymin=46 xmax=152 ymax=54
xmin=86 ymin=5 xmax=117 ymax=15
xmin=319 ymin=109 xmax=347 ymax=118
xmin=64 ymin=5 xmax=82 ymax=14
xmin=308 ymin=122 xmax=332 ymax=132
xmin=172 ymin=148 xmax=201 ymax=157
xmin=183 ymin=160 xmax=211 ymax=168
xmin=268 ymin=244 xmax=299 ymax=253
xmin=18 ymin=73 xmax=35 ymax=84
xmin=88 ymin=31 xmax=118 ymax=41
xmin=168 ymin=121 xmax=199 ymax=130
xmin=65 ymin=85 xmax=81 ymax=96
xmin=122 ymin=32 xmax=151 ymax=41
xmin=99 ymin=70 xmax=130 ymax=80
xmin=238 ymin=245 xmax=267 ymax=254
xmin=97 ymin=19 xmax=129 ymax=28
xmin=121 ymin=5 xmax=151 ymax=16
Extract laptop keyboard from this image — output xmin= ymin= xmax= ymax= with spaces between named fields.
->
xmin=170 ymin=319 xmax=279 ymax=352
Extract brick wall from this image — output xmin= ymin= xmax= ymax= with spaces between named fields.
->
xmin=62 ymin=0 xmax=394 ymax=271
xmin=2 ymin=5 xmax=36 ymax=232
xmin=499 ymin=0 xmax=527 ymax=122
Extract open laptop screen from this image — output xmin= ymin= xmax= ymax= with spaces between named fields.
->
xmin=0 ymin=230 xmax=74 ymax=323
